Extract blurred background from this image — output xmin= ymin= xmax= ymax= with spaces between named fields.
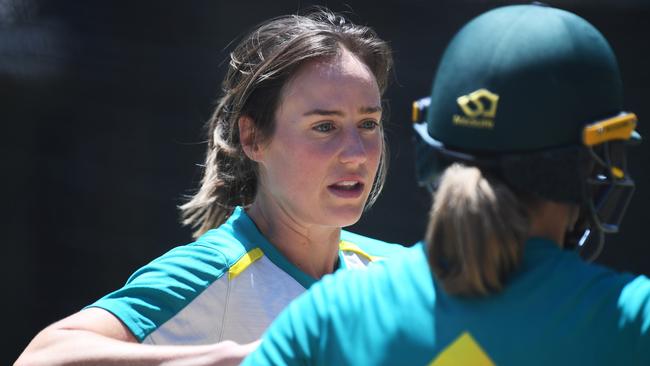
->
xmin=4 ymin=0 xmax=649 ymax=363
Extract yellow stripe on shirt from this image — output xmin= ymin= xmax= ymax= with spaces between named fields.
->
xmin=339 ymin=241 xmax=382 ymax=262
xmin=228 ymin=248 xmax=264 ymax=280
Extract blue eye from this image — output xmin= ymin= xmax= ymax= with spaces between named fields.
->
xmin=314 ymin=122 xmax=335 ymax=133
xmin=360 ymin=120 xmax=379 ymax=130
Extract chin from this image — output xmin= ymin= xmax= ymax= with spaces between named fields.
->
xmin=323 ymin=205 xmax=365 ymax=228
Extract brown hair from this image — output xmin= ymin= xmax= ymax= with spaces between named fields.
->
xmin=426 ymin=164 xmax=530 ymax=297
xmin=180 ymin=9 xmax=393 ymax=238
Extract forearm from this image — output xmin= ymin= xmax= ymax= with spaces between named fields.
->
xmin=15 ymin=328 xmax=249 ymax=366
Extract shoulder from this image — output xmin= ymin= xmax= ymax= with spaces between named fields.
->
xmin=168 ymin=206 xmax=271 ymax=276
xmin=340 ymin=229 xmax=410 ymax=260
xmin=618 ymin=274 xmax=650 ymax=305
xmin=133 ymin=213 xmax=255 ymax=282
xmin=190 ymin=224 xmax=253 ymax=269
xmin=552 ymin=248 xmax=649 ymax=302
xmin=560 ymin=262 xmax=650 ymax=363
xmin=124 ymin=207 xmax=266 ymax=296
xmin=522 ymin=244 xmax=650 ymax=362
xmin=86 ymin=209 xmax=261 ymax=342
xmin=526 ymin=242 xmax=650 ymax=318
xmin=616 ymin=274 xmax=650 ymax=336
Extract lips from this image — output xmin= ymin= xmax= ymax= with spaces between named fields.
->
xmin=327 ymin=179 xmax=365 ymax=198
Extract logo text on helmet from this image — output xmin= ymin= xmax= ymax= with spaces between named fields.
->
xmin=453 ymin=89 xmax=499 ymax=129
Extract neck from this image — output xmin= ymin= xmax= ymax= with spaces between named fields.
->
xmin=527 ymin=201 xmax=578 ymax=248
xmin=246 ymin=200 xmax=341 ymax=279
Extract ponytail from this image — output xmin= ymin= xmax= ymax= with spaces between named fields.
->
xmin=179 ymin=108 xmax=258 ymax=238
xmin=426 ymin=164 xmax=530 ymax=297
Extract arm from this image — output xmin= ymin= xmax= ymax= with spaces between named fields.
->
xmin=15 ymin=307 xmax=257 ymax=366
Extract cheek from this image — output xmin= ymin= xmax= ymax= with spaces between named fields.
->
xmin=366 ymin=135 xmax=383 ymax=173
xmin=267 ymin=137 xmax=335 ymax=188
xmin=291 ymin=143 xmax=339 ymax=180
xmin=286 ymin=135 xmax=329 ymax=161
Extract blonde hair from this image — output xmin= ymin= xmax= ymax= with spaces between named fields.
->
xmin=180 ymin=9 xmax=393 ymax=238
xmin=426 ymin=164 xmax=530 ymax=297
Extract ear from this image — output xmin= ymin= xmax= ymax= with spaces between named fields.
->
xmin=239 ymin=115 xmax=263 ymax=162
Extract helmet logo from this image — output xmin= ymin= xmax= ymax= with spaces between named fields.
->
xmin=454 ymin=88 xmax=499 ymax=129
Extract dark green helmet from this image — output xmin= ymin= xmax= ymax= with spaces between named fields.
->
xmin=412 ymin=4 xmax=640 ymax=256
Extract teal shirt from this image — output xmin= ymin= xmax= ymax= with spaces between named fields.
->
xmin=244 ymin=239 xmax=650 ymax=365
xmin=87 ymin=207 xmax=409 ymax=344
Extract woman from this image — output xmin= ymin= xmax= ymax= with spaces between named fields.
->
xmin=16 ymin=9 xmax=406 ymax=366
xmin=243 ymin=4 xmax=649 ymax=365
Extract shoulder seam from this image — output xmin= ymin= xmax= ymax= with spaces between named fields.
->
xmin=228 ymin=247 xmax=265 ymax=279
xmin=139 ymin=245 xmax=229 ymax=342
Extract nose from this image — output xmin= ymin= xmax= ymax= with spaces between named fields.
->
xmin=339 ymin=128 xmax=368 ymax=165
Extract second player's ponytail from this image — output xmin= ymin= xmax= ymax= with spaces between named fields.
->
xmin=426 ymin=163 xmax=530 ymax=297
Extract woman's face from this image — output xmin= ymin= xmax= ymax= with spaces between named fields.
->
xmin=254 ymin=48 xmax=383 ymax=229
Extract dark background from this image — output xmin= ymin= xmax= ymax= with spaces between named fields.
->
xmin=4 ymin=0 xmax=649 ymax=363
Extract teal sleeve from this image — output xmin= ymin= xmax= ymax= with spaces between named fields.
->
xmin=85 ymin=243 xmax=229 ymax=341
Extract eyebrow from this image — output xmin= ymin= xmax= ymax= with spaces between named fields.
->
xmin=302 ymin=106 xmax=382 ymax=117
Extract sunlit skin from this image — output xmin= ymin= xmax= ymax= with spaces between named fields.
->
xmin=240 ymin=47 xmax=383 ymax=279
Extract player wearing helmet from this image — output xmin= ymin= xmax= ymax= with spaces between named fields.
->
xmin=243 ymin=4 xmax=649 ymax=365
